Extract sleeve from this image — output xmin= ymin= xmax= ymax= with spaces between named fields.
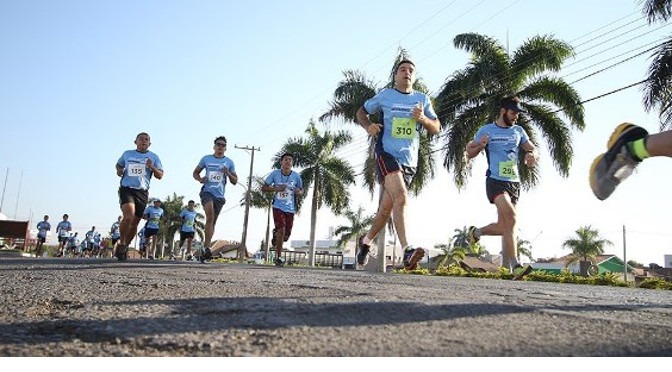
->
xmin=424 ymin=94 xmax=438 ymax=120
xmin=363 ymin=92 xmax=381 ymax=115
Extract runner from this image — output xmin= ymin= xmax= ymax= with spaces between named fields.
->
xmin=142 ymin=198 xmax=164 ymax=259
xmin=178 ymin=200 xmax=198 ymax=260
xmin=261 ymin=152 xmax=304 ymax=266
xmin=114 ymin=132 xmax=164 ymax=261
xmin=465 ymin=96 xmax=535 ymax=280
xmin=192 ymin=136 xmax=238 ymax=261
xmin=110 ymin=216 xmax=121 ymax=254
xmin=35 ymin=215 xmax=50 ymax=257
xmin=355 ymin=58 xmax=440 ymax=270
xmin=55 ymin=214 xmax=72 ymax=257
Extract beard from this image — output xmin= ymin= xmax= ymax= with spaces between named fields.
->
xmin=502 ymin=114 xmax=515 ymax=127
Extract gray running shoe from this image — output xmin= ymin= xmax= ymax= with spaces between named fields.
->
xmin=589 ymin=123 xmax=648 ymax=201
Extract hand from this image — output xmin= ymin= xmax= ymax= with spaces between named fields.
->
xmin=412 ymin=102 xmax=425 ymax=123
xmin=480 ymin=134 xmax=489 ymax=147
xmin=524 ymin=152 xmax=537 ymax=167
xmin=367 ymin=123 xmax=383 ymax=136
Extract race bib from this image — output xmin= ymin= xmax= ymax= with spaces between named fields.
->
xmin=277 ymin=190 xmax=292 ymax=201
xmin=499 ymin=160 xmax=517 ymax=179
xmin=208 ymin=171 xmax=224 ymax=183
xmin=391 ymin=117 xmax=417 ymax=139
xmin=128 ymin=163 xmax=144 ymax=177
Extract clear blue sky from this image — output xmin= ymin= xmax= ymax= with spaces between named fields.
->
xmin=2 ymin=0 xmax=671 ymax=266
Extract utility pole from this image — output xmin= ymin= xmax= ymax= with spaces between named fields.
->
xmin=0 ymin=167 xmax=8 ymax=213
xmin=235 ymin=145 xmax=260 ymax=264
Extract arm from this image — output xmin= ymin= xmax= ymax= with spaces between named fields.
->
xmin=521 ymin=141 xmax=538 ymax=167
xmin=193 ymin=166 xmax=205 ymax=183
xmin=411 ymin=103 xmax=441 ymax=135
xmin=224 ymin=167 xmax=238 ymax=185
xmin=115 ymin=163 xmax=124 ymax=177
xmin=356 ymin=106 xmax=383 ymax=136
xmin=145 ymin=159 xmax=163 ymax=180
xmin=261 ymin=183 xmax=284 ymax=193
xmin=466 ymin=134 xmax=489 ymax=159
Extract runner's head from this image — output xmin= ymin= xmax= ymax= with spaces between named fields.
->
xmin=135 ymin=132 xmax=151 ymax=152
xmin=394 ymin=59 xmax=416 ymax=91
xmin=214 ymin=136 xmax=227 ymax=155
xmin=498 ymin=96 xmax=525 ymax=127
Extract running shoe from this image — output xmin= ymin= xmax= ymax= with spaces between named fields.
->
xmin=589 ymin=123 xmax=648 ymax=201
xmin=356 ymin=236 xmax=370 ymax=266
xmin=114 ymin=245 xmax=128 ymax=261
xmin=512 ymin=264 xmax=533 ymax=281
xmin=274 ymin=258 xmax=284 ymax=267
xmin=403 ymin=247 xmax=425 ymax=270
xmin=467 ymin=226 xmax=479 ymax=245
xmin=199 ymin=247 xmax=213 ymax=263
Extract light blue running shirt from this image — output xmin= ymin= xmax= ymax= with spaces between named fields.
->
xmin=363 ymin=88 xmax=437 ymax=167
xmin=56 ymin=221 xmax=71 ymax=238
xmin=197 ymin=155 xmax=235 ymax=199
xmin=143 ymin=205 xmax=164 ymax=229
xmin=110 ymin=221 xmax=120 ymax=239
xmin=37 ymin=221 xmax=51 ymax=238
xmin=117 ymin=150 xmax=163 ymax=190
xmin=179 ymin=208 xmax=198 ymax=233
xmin=474 ymin=123 xmax=530 ymax=182
xmin=265 ymin=169 xmax=303 ymax=214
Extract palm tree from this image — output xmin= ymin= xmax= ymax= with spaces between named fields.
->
xmin=561 ymin=225 xmax=613 ymax=276
xmin=642 ymin=0 xmax=672 ymax=130
xmin=516 ymin=237 xmax=533 ymax=262
xmin=158 ymin=193 xmax=205 ymax=258
xmin=159 ymin=193 xmax=205 ymax=258
xmin=242 ymin=176 xmax=274 ymax=262
xmin=333 ymin=205 xmax=375 ymax=249
xmin=435 ymin=32 xmax=585 ymax=189
xmin=276 ymin=119 xmax=356 ymax=266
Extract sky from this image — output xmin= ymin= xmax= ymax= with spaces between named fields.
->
xmin=2 ymin=0 xmax=672 ymax=267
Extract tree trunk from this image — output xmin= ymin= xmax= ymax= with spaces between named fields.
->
xmin=308 ymin=177 xmax=319 ymax=267
xmin=264 ymin=205 xmax=271 ymax=263
xmin=579 ymin=260 xmax=591 ymax=276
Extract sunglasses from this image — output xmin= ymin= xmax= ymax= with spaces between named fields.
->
xmin=215 ymin=142 xmax=227 ymax=147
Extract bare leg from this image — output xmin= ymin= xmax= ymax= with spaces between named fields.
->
xmin=478 ymin=193 xmax=517 ymax=269
xmin=645 ymin=131 xmax=672 ymax=157
xmin=203 ymin=201 xmax=215 ymax=248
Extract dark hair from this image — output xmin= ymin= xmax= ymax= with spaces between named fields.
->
xmin=188 ymin=200 xmax=195 ymax=204
xmin=396 ymin=59 xmax=416 ymax=72
xmin=136 ymin=132 xmax=149 ymax=139
xmin=280 ymin=152 xmax=293 ymax=161
xmin=214 ymin=136 xmax=227 ymax=145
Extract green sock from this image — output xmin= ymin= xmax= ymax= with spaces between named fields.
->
xmin=626 ymin=137 xmax=650 ymax=161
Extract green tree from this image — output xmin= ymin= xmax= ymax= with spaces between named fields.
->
xmin=276 ymin=120 xmax=356 ymax=266
xmin=157 ymin=193 xmax=205 ymax=258
xmin=242 ymin=176 xmax=274 ymax=261
xmin=435 ymin=32 xmax=585 ymax=189
xmin=642 ymin=0 xmax=672 ymax=129
xmin=561 ymin=225 xmax=613 ymax=276
xmin=333 ymin=205 xmax=375 ymax=249
xmin=516 ymin=236 xmax=533 ymax=262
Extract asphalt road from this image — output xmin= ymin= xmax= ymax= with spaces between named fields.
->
xmin=1 ymin=257 xmax=671 ymax=357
